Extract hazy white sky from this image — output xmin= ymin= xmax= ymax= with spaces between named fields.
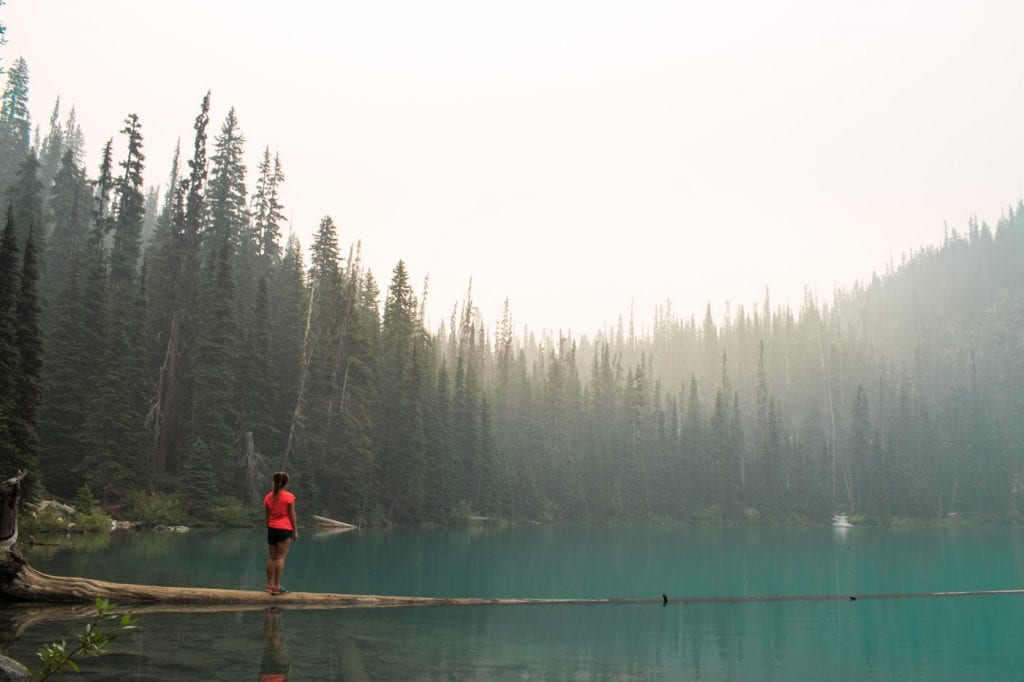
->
xmin=5 ymin=1 xmax=1024 ymax=334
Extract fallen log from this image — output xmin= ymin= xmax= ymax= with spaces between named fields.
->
xmin=0 ymin=550 xmax=609 ymax=606
xmin=312 ymin=514 xmax=357 ymax=530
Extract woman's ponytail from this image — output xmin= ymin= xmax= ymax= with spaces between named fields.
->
xmin=272 ymin=471 xmax=289 ymax=500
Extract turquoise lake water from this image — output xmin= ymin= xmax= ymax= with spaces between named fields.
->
xmin=5 ymin=525 xmax=1024 ymax=679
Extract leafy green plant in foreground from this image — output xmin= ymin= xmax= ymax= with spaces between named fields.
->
xmin=36 ymin=598 xmax=138 ymax=680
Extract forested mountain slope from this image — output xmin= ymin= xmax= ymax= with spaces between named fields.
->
xmin=1 ymin=68 xmax=1021 ymax=524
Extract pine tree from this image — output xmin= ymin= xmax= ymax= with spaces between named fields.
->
xmin=9 ymin=226 xmax=44 ymax=501
xmin=181 ymin=437 xmax=217 ymax=516
xmin=0 ymin=206 xmax=22 ymax=480
xmin=190 ymin=234 xmax=239 ymax=491
xmin=268 ymin=234 xmax=307 ymax=457
xmin=77 ymin=116 xmax=150 ymax=502
xmin=376 ymin=260 xmax=425 ymax=521
xmin=42 ymin=149 xmax=88 ymax=312
xmin=452 ymin=352 xmax=475 ymax=507
xmin=288 ymin=216 xmax=346 ymax=510
xmin=7 ymin=150 xmax=43 ymax=247
xmin=0 ymin=57 xmax=30 ymax=200
xmin=237 ymin=276 xmax=275 ymax=463
xmin=92 ymin=139 xmax=115 ymax=237
xmin=143 ymin=141 xmax=181 ymax=377
xmin=141 ymin=184 xmax=159 ymax=245
xmin=63 ymin=106 xmax=85 ymax=168
xmin=251 ymin=147 xmax=286 ymax=262
xmin=152 ymin=92 xmax=210 ymax=476
xmin=324 ymin=268 xmax=378 ymax=522
xmin=424 ymin=359 xmax=455 ymax=521
xmin=109 ymin=114 xmax=145 ymax=286
xmin=38 ymin=98 xmax=65 ymax=199
xmin=206 ymin=107 xmax=247 ymax=247
xmin=848 ymin=385 xmax=871 ymax=511
xmin=38 ymin=248 xmax=87 ymax=498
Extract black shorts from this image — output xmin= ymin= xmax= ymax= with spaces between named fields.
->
xmin=267 ymin=527 xmax=294 ymax=545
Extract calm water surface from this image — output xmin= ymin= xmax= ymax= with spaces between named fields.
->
xmin=5 ymin=525 xmax=1024 ymax=680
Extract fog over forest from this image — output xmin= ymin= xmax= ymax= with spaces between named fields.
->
xmin=1 ymin=21 xmax=1022 ymax=526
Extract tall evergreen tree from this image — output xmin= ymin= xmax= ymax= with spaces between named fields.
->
xmin=9 ymin=226 xmax=44 ymax=501
xmin=238 ymin=276 xmax=275 ymax=454
xmin=190 ymin=234 xmax=240 ymax=491
xmin=38 ymin=98 xmax=65 ymax=200
xmin=152 ymin=93 xmax=210 ymax=475
xmin=38 ymin=247 xmax=87 ymax=498
xmin=42 ymin=149 xmax=88 ymax=311
xmin=80 ymin=115 xmax=150 ymax=501
xmin=0 ymin=206 xmax=22 ymax=480
xmin=206 ymin=107 xmax=247 ymax=248
xmin=110 ymin=113 xmax=145 ymax=286
xmin=376 ymin=260 xmax=425 ymax=521
xmin=0 ymin=56 xmax=30 ymax=200
xmin=7 ymin=150 xmax=43 ymax=247
xmin=143 ymin=141 xmax=182 ymax=377
xmin=424 ymin=359 xmax=455 ymax=521
xmin=268 ymin=234 xmax=307 ymax=457
xmin=92 ymin=138 xmax=115 ymax=236
xmin=251 ymin=148 xmax=286 ymax=262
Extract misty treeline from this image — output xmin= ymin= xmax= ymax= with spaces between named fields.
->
xmin=0 ymin=59 xmax=1022 ymax=525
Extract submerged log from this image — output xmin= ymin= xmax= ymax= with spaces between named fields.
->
xmin=312 ymin=514 xmax=357 ymax=530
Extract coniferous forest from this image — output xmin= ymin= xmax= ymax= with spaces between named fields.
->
xmin=1 ymin=60 xmax=1023 ymax=526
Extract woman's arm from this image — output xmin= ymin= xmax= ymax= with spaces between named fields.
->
xmin=264 ymin=504 xmax=271 ymax=527
xmin=289 ymin=502 xmax=299 ymax=540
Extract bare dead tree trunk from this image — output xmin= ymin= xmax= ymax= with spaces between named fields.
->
xmin=1 ymin=471 xmax=28 ymax=548
xmin=281 ymin=274 xmax=319 ymax=471
xmin=148 ymin=310 xmax=189 ymax=475
xmin=239 ymin=432 xmax=268 ymax=505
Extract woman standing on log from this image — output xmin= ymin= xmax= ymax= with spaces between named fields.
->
xmin=263 ymin=472 xmax=298 ymax=595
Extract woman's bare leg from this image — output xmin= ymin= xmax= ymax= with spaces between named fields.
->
xmin=272 ymin=538 xmax=292 ymax=588
xmin=266 ymin=544 xmax=277 ymax=588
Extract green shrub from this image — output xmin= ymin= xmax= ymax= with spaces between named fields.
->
xmin=743 ymin=506 xmax=762 ymax=524
xmin=124 ymin=491 xmax=187 ymax=526
xmin=365 ymin=501 xmax=388 ymax=527
xmin=449 ymin=500 xmax=473 ymax=525
xmin=71 ymin=510 xmax=112 ymax=533
xmin=67 ymin=484 xmax=112 ymax=532
xmin=694 ymin=504 xmax=723 ymax=525
xmin=205 ymin=498 xmax=261 ymax=527
xmin=21 ymin=507 xmax=68 ymax=534
xmin=73 ymin=485 xmax=95 ymax=515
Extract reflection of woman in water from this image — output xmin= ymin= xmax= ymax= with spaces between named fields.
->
xmin=264 ymin=471 xmax=298 ymax=595
xmin=259 ymin=608 xmax=290 ymax=682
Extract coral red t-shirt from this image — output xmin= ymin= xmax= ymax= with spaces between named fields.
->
xmin=263 ymin=491 xmax=295 ymax=530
